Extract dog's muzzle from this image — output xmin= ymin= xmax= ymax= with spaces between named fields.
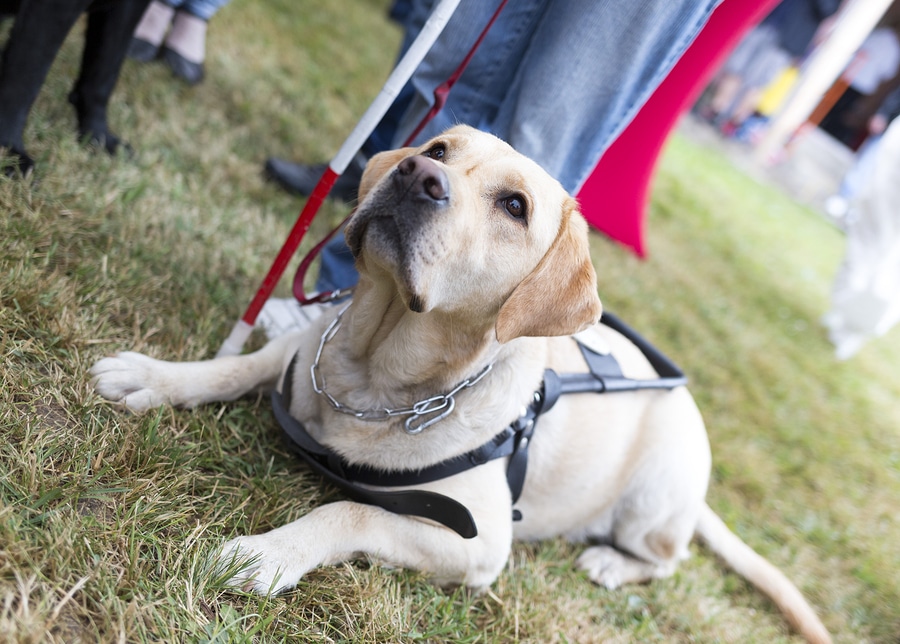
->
xmin=346 ymin=155 xmax=450 ymax=256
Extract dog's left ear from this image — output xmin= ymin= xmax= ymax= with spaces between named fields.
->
xmin=357 ymin=147 xmax=415 ymax=203
xmin=496 ymin=200 xmax=602 ymax=343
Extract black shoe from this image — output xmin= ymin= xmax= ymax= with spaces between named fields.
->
xmin=264 ymin=158 xmax=364 ymax=201
xmin=161 ymin=46 xmax=204 ymax=85
xmin=128 ymin=37 xmax=159 ymax=62
xmin=1 ymin=146 xmax=34 ymax=179
xmin=68 ymin=90 xmax=133 ymax=157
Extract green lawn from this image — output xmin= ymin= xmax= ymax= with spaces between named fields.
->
xmin=1 ymin=1 xmax=898 ymax=642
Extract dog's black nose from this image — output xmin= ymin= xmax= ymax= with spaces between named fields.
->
xmin=395 ymin=155 xmax=449 ymax=202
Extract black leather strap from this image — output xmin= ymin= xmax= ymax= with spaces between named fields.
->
xmin=271 ymin=310 xmax=685 ymax=538
xmin=273 ymin=384 xmax=479 ymax=539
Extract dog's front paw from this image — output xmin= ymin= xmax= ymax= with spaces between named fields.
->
xmin=90 ymin=352 xmax=175 ymax=411
xmin=216 ymin=535 xmax=309 ymax=595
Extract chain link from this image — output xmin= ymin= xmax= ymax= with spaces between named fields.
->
xmin=310 ymin=304 xmax=494 ymax=434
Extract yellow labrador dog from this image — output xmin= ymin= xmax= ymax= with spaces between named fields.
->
xmin=91 ymin=126 xmax=830 ymax=643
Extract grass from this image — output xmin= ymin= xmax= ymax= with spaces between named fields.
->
xmin=1 ymin=1 xmax=899 ymax=641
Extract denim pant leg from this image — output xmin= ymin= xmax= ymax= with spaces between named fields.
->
xmin=321 ymin=0 xmax=720 ymax=290
xmin=399 ymin=0 xmax=719 ymax=193
xmin=177 ymin=0 xmax=231 ymax=21
xmin=315 ymin=232 xmax=358 ymax=294
xmin=394 ymin=0 xmax=548 ymax=147
xmin=491 ymin=0 xmax=720 ymax=193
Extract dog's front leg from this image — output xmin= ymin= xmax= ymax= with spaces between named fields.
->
xmin=219 ymin=499 xmax=513 ymax=595
xmin=90 ymin=331 xmax=304 ymax=411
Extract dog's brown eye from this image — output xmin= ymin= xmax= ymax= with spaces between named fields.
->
xmin=424 ymin=143 xmax=446 ymax=161
xmin=503 ymin=195 xmax=526 ymax=221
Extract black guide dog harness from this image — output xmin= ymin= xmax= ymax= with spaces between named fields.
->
xmin=272 ymin=312 xmax=687 ymax=540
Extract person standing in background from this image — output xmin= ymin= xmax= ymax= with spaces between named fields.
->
xmin=128 ymin=0 xmax=232 ymax=85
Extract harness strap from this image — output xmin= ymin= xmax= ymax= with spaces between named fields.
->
xmin=274 ymin=354 xmax=553 ymax=539
xmin=272 ymin=311 xmax=684 ymax=540
xmin=273 ymin=374 xmax=479 ymax=539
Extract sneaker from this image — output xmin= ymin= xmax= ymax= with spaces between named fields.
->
xmin=256 ymin=298 xmax=330 ymax=340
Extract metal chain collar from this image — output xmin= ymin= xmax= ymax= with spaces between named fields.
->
xmin=310 ymin=304 xmax=494 ymax=435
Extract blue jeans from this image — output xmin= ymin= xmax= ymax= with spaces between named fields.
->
xmin=165 ymin=0 xmax=230 ymax=21
xmin=396 ymin=0 xmax=720 ymax=193
xmin=317 ymin=0 xmax=721 ymax=293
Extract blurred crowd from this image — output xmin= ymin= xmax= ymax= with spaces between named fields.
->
xmin=693 ymin=0 xmax=900 ymax=359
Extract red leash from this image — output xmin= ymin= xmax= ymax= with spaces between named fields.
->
xmin=402 ymin=0 xmax=508 ymax=145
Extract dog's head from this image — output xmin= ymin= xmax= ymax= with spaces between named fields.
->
xmin=344 ymin=125 xmax=602 ymax=343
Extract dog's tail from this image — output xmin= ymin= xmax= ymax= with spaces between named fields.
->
xmin=695 ymin=503 xmax=832 ymax=644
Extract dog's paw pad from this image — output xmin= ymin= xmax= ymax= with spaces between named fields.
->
xmin=89 ymin=352 xmax=168 ymax=411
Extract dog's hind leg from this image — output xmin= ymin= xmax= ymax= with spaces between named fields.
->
xmin=0 ymin=0 xmax=90 ymax=174
xmin=69 ymin=0 xmax=150 ymax=154
xmin=576 ymin=511 xmax=696 ymax=588
xmin=576 ymin=493 xmax=698 ymax=588
xmin=90 ymin=330 xmax=304 ymax=412
xmin=577 ymin=392 xmax=709 ymax=588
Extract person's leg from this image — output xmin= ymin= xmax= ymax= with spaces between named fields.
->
xmin=161 ymin=0 xmax=230 ymax=84
xmin=819 ymin=87 xmax=864 ymax=147
xmin=70 ymin=0 xmax=151 ymax=154
xmin=846 ymin=135 xmax=883 ymax=199
xmin=389 ymin=0 xmax=414 ymax=25
xmin=707 ymin=73 xmax=743 ymax=119
xmin=726 ymin=43 xmax=789 ymax=127
xmin=305 ymin=0 xmax=718 ymax=291
xmin=0 ymin=0 xmax=91 ymax=174
xmin=316 ymin=233 xmax=358 ymax=294
xmin=129 ymin=0 xmax=175 ymax=61
xmin=393 ymin=0 xmax=547 ymax=146
xmin=828 ymin=131 xmax=883 ymax=223
xmin=706 ymin=24 xmax=774 ymax=121
xmin=293 ymin=0 xmax=544 ymax=289
xmin=486 ymin=0 xmax=720 ymax=193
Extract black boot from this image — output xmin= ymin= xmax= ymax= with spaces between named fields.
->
xmin=2 ymin=146 xmax=35 ymax=178
xmin=69 ymin=0 xmax=149 ymax=155
xmin=0 ymin=0 xmax=89 ymax=176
